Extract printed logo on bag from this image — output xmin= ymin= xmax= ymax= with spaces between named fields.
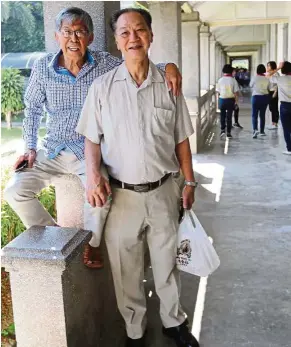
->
xmin=176 ymin=239 xmax=192 ymax=266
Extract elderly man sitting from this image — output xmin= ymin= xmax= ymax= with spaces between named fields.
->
xmin=3 ymin=7 xmax=182 ymax=269
xmin=77 ymin=7 xmax=199 ymax=347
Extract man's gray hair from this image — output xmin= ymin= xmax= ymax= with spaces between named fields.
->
xmin=55 ymin=7 xmax=93 ymax=33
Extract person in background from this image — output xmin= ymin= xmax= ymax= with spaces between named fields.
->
xmin=232 ymin=68 xmax=243 ymax=128
xmin=267 ymin=61 xmax=291 ymax=155
xmin=266 ymin=61 xmax=280 ymax=130
xmin=216 ymin=64 xmax=240 ymax=138
xmin=249 ymin=64 xmax=270 ymax=138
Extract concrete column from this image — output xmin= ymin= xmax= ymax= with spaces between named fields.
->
xmin=288 ymin=22 xmax=291 ymax=60
xmin=270 ymin=24 xmax=277 ymax=62
xmin=182 ymin=12 xmax=201 ymax=153
xmin=1 ymin=226 xmax=124 ymax=347
xmin=200 ymin=24 xmax=210 ymax=91
xmin=258 ymin=46 xmax=262 ymax=64
xmin=215 ymin=44 xmax=222 ymax=81
xmin=43 ymin=1 xmax=121 ymax=57
xmin=182 ymin=12 xmax=201 ymax=98
xmin=277 ymin=23 xmax=288 ymax=63
xmin=261 ymin=44 xmax=267 ymax=65
xmin=210 ymin=35 xmax=216 ymax=87
xmin=265 ymin=25 xmax=270 ymax=63
xmin=149 ymin=1 xmax=182 ymax=69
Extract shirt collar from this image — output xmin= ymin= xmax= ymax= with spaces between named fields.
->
xmin=113 ymin=60 xmax=164 ymax=84
xmin=48 ymin=49 xmax=96 ymax=71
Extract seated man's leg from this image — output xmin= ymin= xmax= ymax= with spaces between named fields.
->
xmin=76 ymin=162 xmax=111 ymax=268
xmin=3 ymin=149 xmax=60 ymax=228
xmin=104 ymin=187 xmax=147 ymax=340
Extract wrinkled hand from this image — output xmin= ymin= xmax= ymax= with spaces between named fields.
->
xmin=182 ymin=185 xmax=195 ymax=210
xmin=86 ymin=175 xmax=112 ymax=208
xmin=165 ymin=63 xmax=182 ymax=96
xmin=14 ymin=149 xmax=36 ymax=170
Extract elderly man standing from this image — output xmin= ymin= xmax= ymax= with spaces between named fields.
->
xmin=3 ymin=7 xmax=182 ymax=269
xmin=77 ymin=7 xmax=199 ymax=347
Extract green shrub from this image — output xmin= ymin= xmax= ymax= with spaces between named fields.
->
xmin=1 ymin=168 xmax=57 ymax=247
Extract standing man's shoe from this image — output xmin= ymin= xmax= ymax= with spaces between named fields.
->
xmin=162 ymin=320 xmax=200 ymax=347
xmin=125 ymin=336 xmax=145 ymax=347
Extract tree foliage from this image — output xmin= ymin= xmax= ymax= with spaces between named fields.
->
xmin=1 ymin=1 xmax=45 ymax=53
xmin=1 ymin=69 xmax=24 ymax=128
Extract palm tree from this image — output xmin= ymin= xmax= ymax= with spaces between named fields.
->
xmin=1 ymin=1 xmax=35 ymax=29
xmin=1 ymin=69 xmax=24 ymax=129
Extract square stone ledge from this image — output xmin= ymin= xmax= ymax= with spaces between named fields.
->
xmin=1 ymin=226 xmax=92 ymax=269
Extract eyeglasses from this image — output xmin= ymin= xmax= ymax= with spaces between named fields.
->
xmin=60 ymin=29 xmax=89 ymax=38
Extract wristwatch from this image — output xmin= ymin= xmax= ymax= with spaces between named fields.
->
xmin=184 ymin=180 xmax=198 ymax=188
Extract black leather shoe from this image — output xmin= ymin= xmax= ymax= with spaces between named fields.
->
xmin=162 ymin=319 xmax=200 ymax=347
xmin=125 ymin=336 xmax=145 ymax=347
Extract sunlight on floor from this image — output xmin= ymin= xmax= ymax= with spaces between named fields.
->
xmin=192 ymin=162 xmax=225 ymax=202
xmin=224 ymin=138 xmax=229 ymax=154
xmin=191 ymin=237 xmax=215 ymax=342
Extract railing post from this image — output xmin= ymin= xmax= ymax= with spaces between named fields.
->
xmin=1 ymin=226 xmax=124 ymax=347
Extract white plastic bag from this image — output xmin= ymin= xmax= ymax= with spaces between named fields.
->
xmin=176 ymin=210 xmax=220 ymax=277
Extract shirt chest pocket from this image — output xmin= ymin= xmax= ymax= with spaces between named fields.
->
xmin=152 ymin=107 xmax=175 ymax=137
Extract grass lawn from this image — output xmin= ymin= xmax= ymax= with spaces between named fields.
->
xmin=1 ymin=128 xmax=46 ymax=146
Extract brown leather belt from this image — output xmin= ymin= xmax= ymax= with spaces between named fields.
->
xmin=109 ymin=173 xmax=171 ymax=193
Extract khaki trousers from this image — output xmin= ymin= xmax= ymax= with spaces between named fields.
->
xmin=4 ymin=149 xmax=110 ymax=247
xmin=104 ymin=176 xmax=186 ymax=339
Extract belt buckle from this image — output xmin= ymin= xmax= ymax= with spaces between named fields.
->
xmin=133 ymin=184 xmax=150 ymax=193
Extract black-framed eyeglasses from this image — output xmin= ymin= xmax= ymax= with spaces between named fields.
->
xmin=60 ymin=29 xmax=89 ymax=38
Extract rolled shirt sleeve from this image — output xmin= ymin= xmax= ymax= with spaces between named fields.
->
xmin=76 ymin=79 xmax=103 ymax=144
xmin=23 ymin=61 xmax=46 ymax=150
xmin=174 ymin=94 xmax=194 ymax=144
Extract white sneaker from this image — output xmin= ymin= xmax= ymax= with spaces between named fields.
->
xmin=282 ymin=150 xmax=291 ymax=155
xmin=252 ymin=131 xmax=259 ymax=139
xmin=267 ymin=125 xmax=278 ymax=130
xmin=259 ymin=132 xmax=267 ymax=136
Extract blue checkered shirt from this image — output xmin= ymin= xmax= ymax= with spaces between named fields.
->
xmin=23 ymin=50 xmax=166 ymax=160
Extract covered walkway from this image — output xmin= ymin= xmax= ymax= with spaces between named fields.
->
xmin=144 ymin=94 xmax=291 ymax=347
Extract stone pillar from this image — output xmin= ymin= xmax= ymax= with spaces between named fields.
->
xmin=265 ymin=25 xmax=270 ymax=63
xmin=200 ymin=24 xmax=210 ymax=92
xmin=288 ymin=21 xmax=291 ymax=60
xmin=210 ymin=35 xmax=216 ymax=87
xmin=270 ymin=24 xmax=277 ymax=62
xmin=277 ymin=23 xmax=284 ymax=62
xmin=149 ymin=1 xmax=182 ymax=69
xmin=1 ymin=226 xmax=124 ymax=347
xmin=215 ymin=44 xmax=221 ymax=81
xmin=43 ymin=1 xmax=121 ymax=57
xmin=261 ymin=44 xmax=267 ymax=65
xmin=182 ymin=12 xmax=201 ymax=153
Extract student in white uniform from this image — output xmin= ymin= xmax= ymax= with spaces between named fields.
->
xmin=268 ymin=61 xmax=291 ymax=155
xmin=216 ymin=64 xmax=240 ymax=138
xmin=249 ymin=64 xmax=270 ymax=138
xmin=266 ymin=61 xmax=280 ymax=130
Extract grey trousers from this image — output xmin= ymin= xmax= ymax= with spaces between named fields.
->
xmin=104 ymin=176 xmax=186 ymax=339
xmin=4 ymin=149 xmax=110 ymax=247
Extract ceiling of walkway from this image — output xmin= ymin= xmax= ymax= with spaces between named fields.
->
xmin=188 ymin=1 xmax=290 ymax=55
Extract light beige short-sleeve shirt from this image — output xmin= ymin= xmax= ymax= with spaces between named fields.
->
xmin=270 ymin=75 xmax=291 ymax=102
xmin=249 ymin=75 xmax=270 ymax=96
xmin=216 ymin=76 xmax=239 ymax=98
xmin=76 ymin=61 xmax=194 ymax=184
